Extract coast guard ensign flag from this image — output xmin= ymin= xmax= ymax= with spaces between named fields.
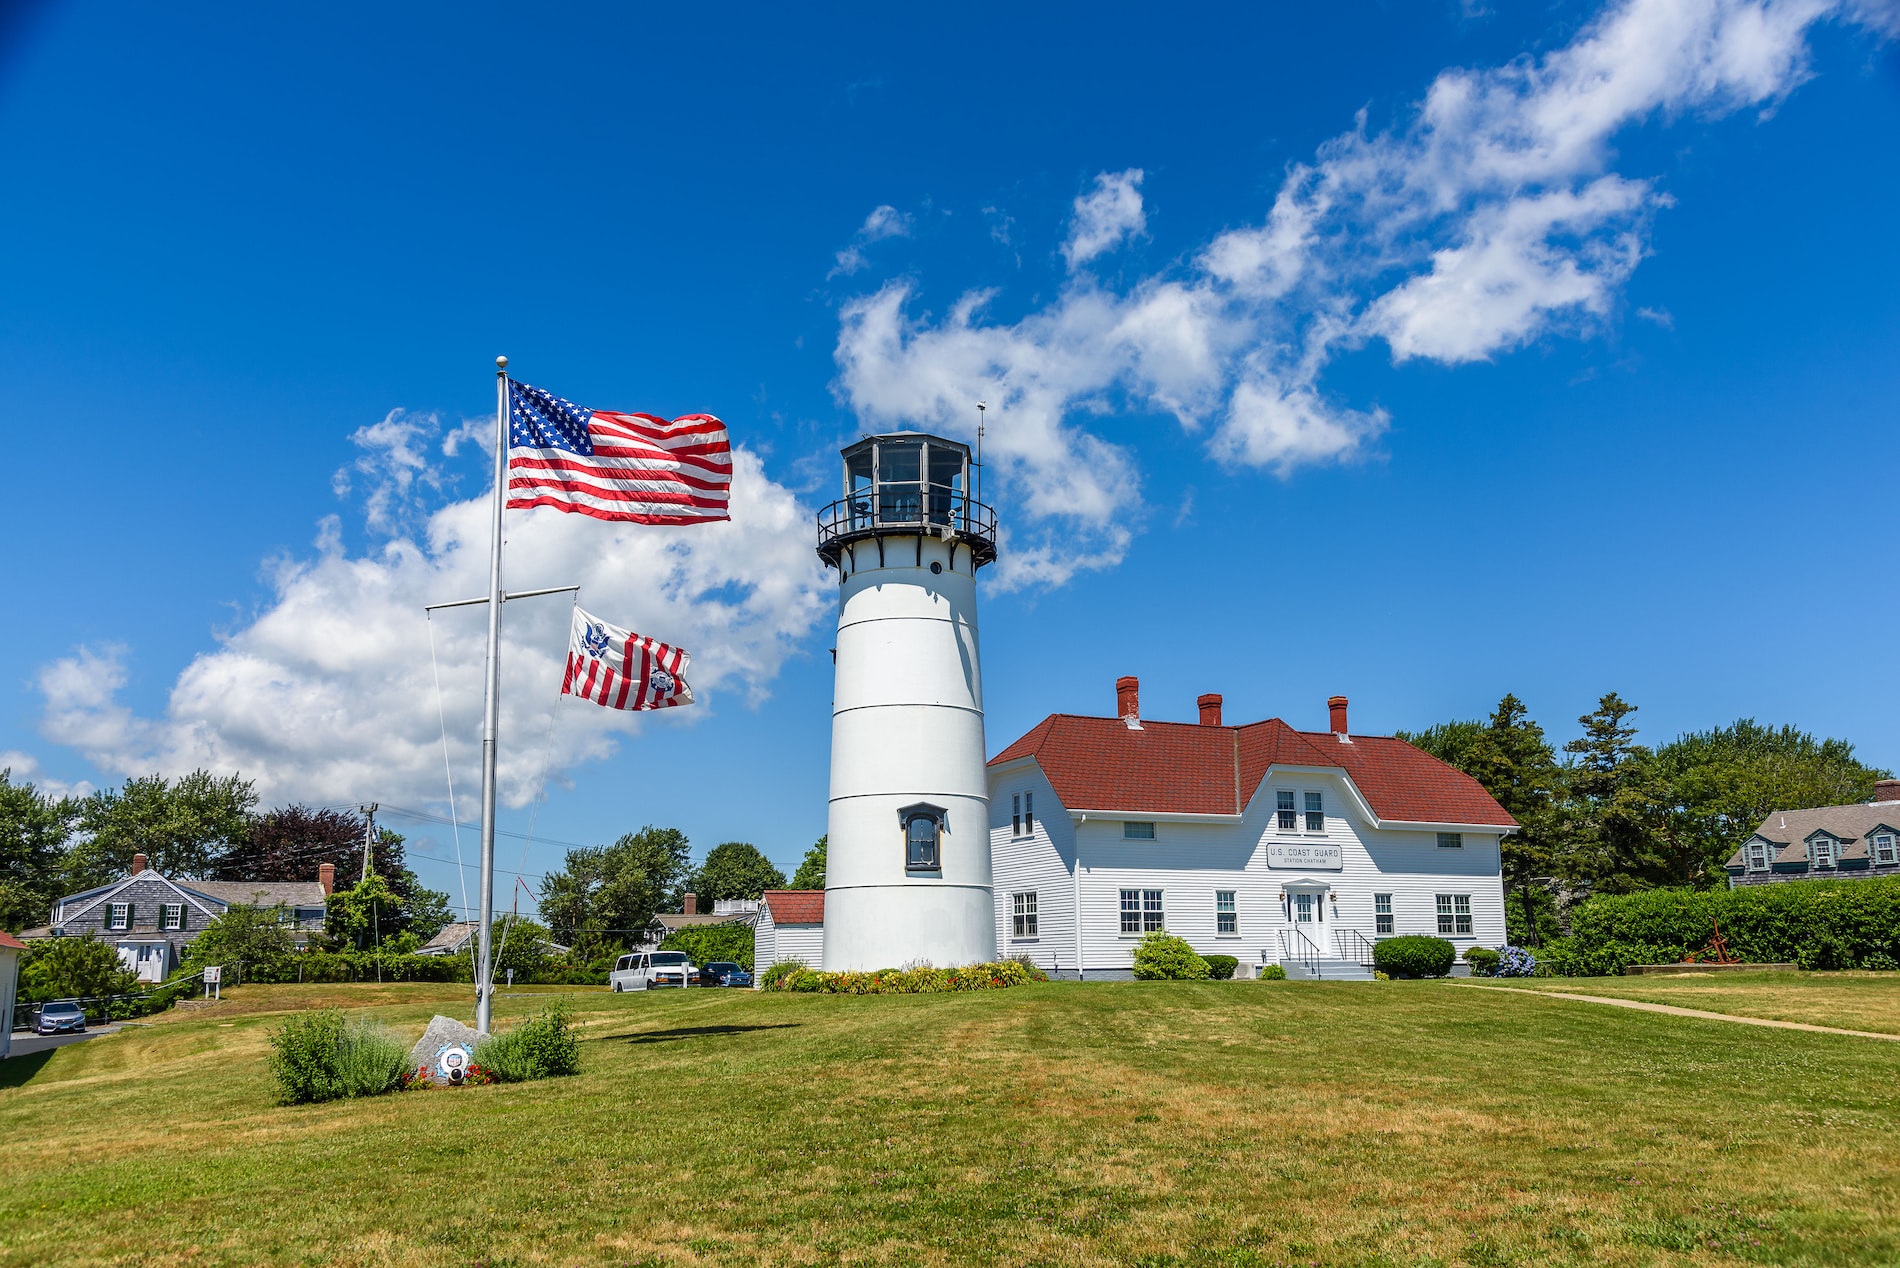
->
xmin=506 ymin=380 xmax=732 ymax=525
xmin=562 ymin=606 xmax=694 ymax=711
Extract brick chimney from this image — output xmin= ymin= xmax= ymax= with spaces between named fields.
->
xmin=131 ymin=853 xmax=147 ymax=875
xmin=318 ymin=862 xmax=335 ymax=896
xmin=1198 ymin=693 xmax=1223 ymax=726
xmin=1116 ymin=676 xmax=1140 ymax=724
xmin=1877 ymin=779 xmax=1900 ymax=804
xmin=683 ymin=891 xmax=698 ymax=916
xmin=1328 ymin=695 xmax=1349 ymax=736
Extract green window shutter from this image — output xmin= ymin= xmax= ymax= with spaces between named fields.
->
xmin=125 ymin=903 xmax=135 ymax=927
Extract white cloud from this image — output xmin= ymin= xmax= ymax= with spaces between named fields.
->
xmin=0 ymin=749 xmax=95 ymax=800
xmin=830 ymin=204 xmax=914 ymax=277
xmin=39 ymin=444 xmax=830 ymax=813
xmin=835 ymin=0 xmax=1884 ymax=582
xmin=1062 ymin=169 xmax=1146 ymax=269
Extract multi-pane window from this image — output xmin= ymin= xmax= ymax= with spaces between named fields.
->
xmin=1024 ymin=792 xmax=1034 ymax=835
xmin=1277 ymin=790 xmax=1297 ymax=831
xmin=108 ymin=902 xmax=129 ymax=930
xmin=1747 ymin=841 xmax=1769 ymax=871
xmin=1294 ymin=893 xmax=1315 ymax=923
xmin=162 ymin=904 xmax=183 ymax=931
xmin=1124 ymin=821 xmax=1155 ymax=840
xmin=1437 ymin=832 xmax=1463 ymax=849
xmin=1374 ymin=893 xmax=1393 ymax=935
xmin=1120 ymin=888 xmax=1164 ymax=933
xmin=1012 ymin=891 xmax=1038 ymax=939
xmin=1305 ymin=792 xmax=1325 ymax=832
xmin=1436 ymin=894 xmax=1472 ymax=936
xmin=1876 ymin=833 xmax=1898 ymax=866
xmin=1216 ymin=890 xmax=1237 ymax=935
xmin=1811 ymin=836 xmax=1837 ymax=869
xmin=906 ymin=813 xmax=940 ymax=870
xmin=1012 ymin=794 xmax=1021 ymax=837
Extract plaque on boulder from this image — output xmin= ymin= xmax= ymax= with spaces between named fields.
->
xmin=408 ymin=1014 xmax=487 ymax=1082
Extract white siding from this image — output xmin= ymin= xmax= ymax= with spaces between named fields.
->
xmin=990 ymin=763 xmax=1508 ymax=975
xmin=752 ymin=908 xmax=826 ymax=987
xmin=989 ymin=765 xmax=1078 ymax=975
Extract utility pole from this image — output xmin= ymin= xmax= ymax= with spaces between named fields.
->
xmin=360 ymin=804 xmax=379 ymax=884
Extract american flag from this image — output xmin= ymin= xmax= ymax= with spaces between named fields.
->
xmin=506 ymin=380 xmax=731 ymax=525
xmin=562 ymin=606 xmax=694 ymax=712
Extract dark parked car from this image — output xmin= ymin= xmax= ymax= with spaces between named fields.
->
xmin=37 ymin=1001 xmax=87 ymax=1034
xmin=700 ymin=961 xmax=753 ymax=988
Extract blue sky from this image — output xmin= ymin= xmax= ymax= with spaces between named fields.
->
xmin=3 ymin=1 xmax=1897 ymax=912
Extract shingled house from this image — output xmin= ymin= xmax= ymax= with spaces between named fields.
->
xmin=1725 ymin=780 xmax=1900 ymax=887
xmin=46 ymin=853 xmax=334 ymax=983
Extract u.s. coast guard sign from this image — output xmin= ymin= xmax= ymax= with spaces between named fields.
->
xmin=1267 ymin=841 xmax=1344 ymax=870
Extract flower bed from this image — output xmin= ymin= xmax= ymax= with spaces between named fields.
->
xmin=764 ymin=959 xmax=1048 ymax=994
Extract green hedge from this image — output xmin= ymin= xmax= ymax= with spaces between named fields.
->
xmin=1131 ymin=932 xmax=1210 ymax=980
xmin=1202 ymin=954 xmax=1239 ymax=981
xmin=1372 ymin=935 xmax=1456 ymax=979
xmin=659 ymin=923 xmax=756 ymax=972
xmin=1543 ymin=878 xmax=1900 ymax=975
xmin=765 ymin=959 xmax=1047 ymax=994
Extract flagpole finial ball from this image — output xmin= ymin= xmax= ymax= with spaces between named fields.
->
xmin=495 ymin=355 xmax=508 ymax=371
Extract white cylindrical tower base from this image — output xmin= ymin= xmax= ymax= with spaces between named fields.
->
xmin=823 ymin=531 xmax=995 ymax=971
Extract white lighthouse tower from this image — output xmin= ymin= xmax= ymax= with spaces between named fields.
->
xmin=815 ymin=433 xmax=999 ymax=971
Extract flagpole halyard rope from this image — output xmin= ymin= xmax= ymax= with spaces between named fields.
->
xmin=426 ymin=612 xmax=480 ymax=985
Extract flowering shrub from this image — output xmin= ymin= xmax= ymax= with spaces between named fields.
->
xmin=764 ymin=959 xmax=1047 ymax=994
xmin=400 ymin=1061 xmax=498 ymax=1090
xmin=1493 ymin=945 xmax=1537 ymax=977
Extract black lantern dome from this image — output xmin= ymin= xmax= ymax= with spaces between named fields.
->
xmin=815 ymin=432 xmax=998 ymax=570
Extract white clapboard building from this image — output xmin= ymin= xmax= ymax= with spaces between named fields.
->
xmin=986 ymin=680 xmax=1516 ymax=979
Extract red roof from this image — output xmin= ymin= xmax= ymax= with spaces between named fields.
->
xmin=0 ymin=930 xmax=26 ymax=952
xmin=990 ymin=714 xmax=1515 ymax=828
xmin=762 ymin=890 xmax=825 ymax=925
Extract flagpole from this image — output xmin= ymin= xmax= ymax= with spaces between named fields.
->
xmin=476 ymin=354 xmax=508 ymax=1034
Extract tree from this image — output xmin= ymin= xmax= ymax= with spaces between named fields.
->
xmin=691 ymin=842 xmax=786 ymax=905
xmin=0 ymin=768 xmax=79 ymax=931
xmin=19 ymin=935 xmax=140 ymax=1001
xmin=324 ymin=872 xmax=406 ymax=951
xmin=492 ymin=917 xmax=554 ymax=982
xmin=66 ymin=770 xmax=257 ymax=886
xmin=1405 ymin=696 xmax=1565 ymax=944
xmin=538 ymin=826 xmax=692 ymax=956
xmin=184 ymin=902 xmax=296 ymax=974
xmin=1562 ymin=692 xmax=1654 ymax=893
xmin=790 ymin=835 xmax=826 ymax=890
xmin=1641 ymin=720 xmax=1889 ymax=887
xmin=220 ymin=809 xmax=452 ymax=942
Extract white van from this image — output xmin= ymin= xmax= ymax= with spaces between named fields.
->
xmin=609 ymin=950 xmax=698 ymax=992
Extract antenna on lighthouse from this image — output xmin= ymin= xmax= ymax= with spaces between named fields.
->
xmin=975 ymin=401 xmax=986 ymax=506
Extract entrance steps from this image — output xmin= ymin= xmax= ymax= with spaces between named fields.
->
xmin=1280 ymin=958 xmax=1374 ymax=981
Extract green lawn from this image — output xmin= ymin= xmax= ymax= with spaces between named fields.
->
xmin=1481 ymin=969 xmax=1900 ymax=1035
xmin=2 ymin=978 xmax=1897 ymax=1267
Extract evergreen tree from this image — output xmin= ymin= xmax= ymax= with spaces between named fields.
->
xmin=1561 ymin=692 xmax=1654 ymax=892
xmin=790 ymin=835 xmax=826 ymax=890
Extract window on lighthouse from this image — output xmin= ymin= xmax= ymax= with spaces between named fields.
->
xmin=906 ymin=813 xmax=941 ymax=870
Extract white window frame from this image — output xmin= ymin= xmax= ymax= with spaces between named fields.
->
xmin=1876 ymin=833 xmax=1897 ymax=866
xmin=108 ymin=902 xmax=129 ymax=931
xmin=162 ymin=903 xmax=183 ymax=931
xmin=1374 ymin=893 xmax=1393 ymax=935
xmin=1436 ymin=894 xmax=1473 ymax=936
xmin=1024 ymin=791 xmax=1034 ymax=836
xmin=1119 ymin=888 xmax=1142 ymax=934
xmin=1304 ymin=791 xmax=1325 ymax=833
xmin=1011 ymin=794 xmax=1021 ymax=837
xmin=1437 ymin=832 xmax=1463 ymax=849
xmin=1011 ymin=891 xmax=1038 ymax=940
xmin=1810 ymin=836 xmax=1837 ymax=869
xmin=1294 ymin=892 xmax=1316 ymax=924
xmin=1276 ymin=789 xmax=1297 ymax=832
xmin=1123 ymin=821 xmax=1155 ymax=840
xmin=1216 ymin=890 xmax=1237 ymax=936
xmin=1119 ymin=888 xmax=1164 ymax=934
xmin=1747 ymin=841 xmax=1769 ymax=871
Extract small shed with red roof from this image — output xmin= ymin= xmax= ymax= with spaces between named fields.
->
xmin=754 ymin=890 xmax=826 ymax=981
xmin=987 ymin=678 xmax=1515 ymax=979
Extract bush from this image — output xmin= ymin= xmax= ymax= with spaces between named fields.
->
xmin=1131 ymin=932 xmax=1210 ymax=981
xmin=1462 ymin=947 xmax=1502 ymax=975
xmin=19 ymin=935 xmax=140 ymax=1002
xmin=1554 ymin=879 xmax=1900 ymax=975
xmin=1257 ymin=964 xmax=1287 ymax=981
xmin=761 ymin=959 xmax=1047 ymax=994
xmin=475 ymin=1001 xmax=581 ymax=1082
xmin=1373 ymin=936 xmax=1456 ymax=979
xmin=332 ymin=1021 xmax=408 ymax=1097
xmin=1202 ymin=954 xmax=1238 ymax=980
xmin=1494 ymin=945 xmax=1537 ymax=977
xmin=660 ymin=922 xmax=756 ymax=972
xmin=267 ymin=1010 xmax=409 ymax=1104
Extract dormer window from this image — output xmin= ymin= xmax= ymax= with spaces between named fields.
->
xmin=1746 ymin=840 xmax=1769 ymax=872
xmin=898 ymin=802 xmax=946 ymax=871
xmin=1875 ymin=832 xmax=1897 ymax=866
xmin=1810 ymin=835 xmax=1837 ymax=869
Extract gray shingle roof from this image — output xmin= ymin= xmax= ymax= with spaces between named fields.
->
xmin=1727 ymin=800 xmax=1900 ymax=867
xmin=181 ymin=880 xmax=327 ymax=908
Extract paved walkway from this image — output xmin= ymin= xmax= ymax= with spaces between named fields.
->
xmin=1454 ymin=982 xmax=1900 ymax=1043
xmin=5 ymin=1022 xmax=134 ymax=1059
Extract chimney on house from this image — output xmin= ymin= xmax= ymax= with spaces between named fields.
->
xmin=1116 ymin=676 xmax=1140 ymax=726
xmin=318 ymin=862 xmax=335 ymax=896
xmin=1198 ymin=693 xmax=1223 ymax=727
xmin=1328 ymin=695 xmax=1349 ymax=736
xmin=131 ymin=853 xmax=147 ymax=875
xmin=683 ymin=891 xmax=698 ymax=916
xmin=1877 ymin=779 xmax=1900 ymax=804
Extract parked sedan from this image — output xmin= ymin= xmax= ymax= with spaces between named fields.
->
xmin=36 ymin=1001 xmax=87 ymax=1034
xmin=700 ymin=961 xmax=752 ymax=988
